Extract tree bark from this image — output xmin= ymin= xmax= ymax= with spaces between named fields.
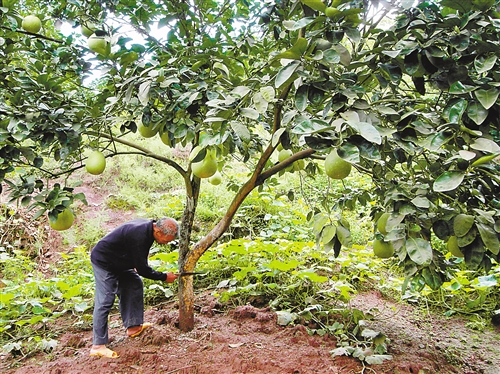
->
xmin=178 ymin=190 xmax=199 ymax=331
xmin=178 ymin=275 xmax=194 ymax=331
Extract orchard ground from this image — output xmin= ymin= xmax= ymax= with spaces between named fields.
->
xmin=1 ymin=175 xmax=500 ymax=374
xmin=3 ymin=290 xmax=500 ymax=374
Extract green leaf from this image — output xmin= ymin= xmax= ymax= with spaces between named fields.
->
xmin=441 ymin=0 xmax=472 ymax=12
xmin=470 ymin=138 xmax=500 ymax=153
xmin=138 ymin=81 xmax=151 ymax=106
xmin=346 ymin=121 xmax=382 ymax=145
xmin=379 ymin=63 xmax=402 ymax=82
xmin=275 ymin=60 xmax=300 ymax=89
xmin=271 ymin=128 xmax=286 ymax=147
xmin=406 ymin=237 xmax=432 ymax=266
xmin=457 ymin=226 xmax=478 ymax=247
xmin=453 ymin=214 xmax=475 ymax=237
xmin=321 ymin=224 xmax=336 ymax=244
xmin=230 ymin=121 xmax=251 ymax=143
xmin=449 ymin=82 xmax=476 ymax=94
xmin=471 ymin=153 xmax=500 ymax=167
xmin=336 ymin=226 xmax=352 ymax=248
xmin=464 ymin=238 xmax=484 ymax=270
xmin=421 ymin=267 xmax=443 ymax=290
xmin=298 ymin=271 xmax=328 ymax=283
xmin=433 ymin=171 xmax=464 ymax=192
xmin=474 ymin=88 xmax=499 ymax=110
xmin=276 ymin=310 xmax=296 ymax=326
xmin=375 ymin=105 xmax=399 ymax=115
xmin=474 ymin=55 xmax=497 ymax=74
xmin=253 ymin=92 xmax=268 ymax=114
xmin=292 ymin=118 xmax=330 ymax=135
xmin=450 ymin=33 xmax=469 ymax=51
xmin=260 ymin=86 xmax=276 ymax=102
xmin=476 ymin=223 xmax=499 ymax=255
xmin=62 ymin=284 xmax=82 ymax=299
xmin=240 ymin=108 xmax=259 ymax=120
xmin=334 ymin=44 xmax=351 ymax=66
xmin=424 ymin=132 xmax=453 ymax=152
xmin=312 ymin=213 xmax=329 ymax=236
xmin=467 ymin=101 xmax=488 ymax=125
xmin=283 ymin=16 xmax=316 ymax=30
xmin=443 ymin=98 xmax=467 ymax=123
xmin=295 ymin=85 xmax=308 ymax=111
xmin=267 ymin=259 xmax=300 ymax=271
xmin=74 ymin=302 xmax=89 ymax=313
xmin=0 ymin=293 xmax=15 ymax=304
xmin=432 ymin=220 xmax=451 ymax=240
xmin=322 ymin=49 xmax=340 ymax=64
xmin=364 ymin=354 xmax=393 ymax=365
xmin=411 ymin=196 xmax=431 ymax=208
xmin=475 ymin=274 xmax=497 ymax=289
xmin=300 ymin=0 xmax=325 ymax=12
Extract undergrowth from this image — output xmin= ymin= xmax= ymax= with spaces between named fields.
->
xmin=1 ymin=147 xmax=499 ymax=364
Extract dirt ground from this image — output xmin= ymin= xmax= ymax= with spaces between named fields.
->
xmin=2 ymin=174 xmax=500 ymax=374
xmin=1 ymin=290 xmax=500 ymax=374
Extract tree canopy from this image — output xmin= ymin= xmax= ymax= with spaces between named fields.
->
xmin=1 ymin=0 xmax=500 ymax=330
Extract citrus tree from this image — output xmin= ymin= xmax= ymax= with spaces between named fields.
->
xmin=1 ymin=0 xmax=500 ymax=331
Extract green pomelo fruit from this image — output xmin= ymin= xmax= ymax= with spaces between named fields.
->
xmin=377 ymin=213 xmax=391 ymax=235
xmin=373 ymin=239 xmax=394 ymax=259
xmin=22 ymin=15 xmax=42 ymax=33
xmin=447 ymin=236 xmax=464 ymax=257
xmin=208 ymin=171 xmax=222 ymax=185
xmin=81 ymin=22 xmax=97 ymax=38
xmin=138 ymin=123 xmax=158 ymax=138
xmin=192 ymin=152 xmax=217 ymax=178
xmin=293 ymin=159 xmax=305 ymax=171
xmin=87 ymin=34 xmax=109 ymax=55
xmin=85 ymin=150 xmax=106 ymax=175
xmin=278 ymin=149 xmax=293 ymax=162
xmin=49 ymin=209 xmax=75 ymax=231
xmin=160 ymin=132 xmax=171 ymax=146
xmin=325 ymin=150 xmax=351 ymax=179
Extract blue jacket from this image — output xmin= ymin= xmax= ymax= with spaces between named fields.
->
xmin=90 ymin=219 xmax=166 ymax=281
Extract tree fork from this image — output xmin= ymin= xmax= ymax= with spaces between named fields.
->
xmin=176 ymin=83 xmax=296 ymax=331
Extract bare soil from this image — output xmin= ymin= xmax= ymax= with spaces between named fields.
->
xmin=2 ymin=174 xmax=500 ymax=374
xmin=2 ymin=290 xmax=500 ymax=374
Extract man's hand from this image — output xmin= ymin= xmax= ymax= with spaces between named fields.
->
xmin=166 ymin=272 xmax=178 ymax=283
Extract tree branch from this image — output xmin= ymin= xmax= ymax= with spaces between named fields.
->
xmin=182 ymin=82 xmax=305 ymax=270
xmin=0 ymin=25 xmax=64 ymax=44
xmin=86 ymin=131 xmax=185 ymax=173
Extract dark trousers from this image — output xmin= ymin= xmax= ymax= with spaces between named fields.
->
xmin=91 ymin=262 xmax=144 ymax=345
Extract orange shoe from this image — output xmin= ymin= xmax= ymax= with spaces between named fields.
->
xmin=89 ymin=347 xmax=119 ymax=358
xmin=128 ymin=322 xmax=152 ymax=338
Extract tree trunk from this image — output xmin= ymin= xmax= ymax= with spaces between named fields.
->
xmin=178 ymin=275 xmax=194 ymax=331
xmin=178 ymin=188 xmax=199 ymax=331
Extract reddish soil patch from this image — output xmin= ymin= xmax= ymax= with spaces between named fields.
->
xmin=2 ymin=291 xmax=500 ymax=374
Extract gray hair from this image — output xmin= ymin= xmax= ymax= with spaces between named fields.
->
xmin=156 ymin=217 xmax=179 ymax=237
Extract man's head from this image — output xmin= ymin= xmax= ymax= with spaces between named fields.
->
xmin=153 ymin=217 xmax=179 ymax=244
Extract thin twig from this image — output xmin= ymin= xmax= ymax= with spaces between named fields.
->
xmin=0 ymin=25 xmax=64 ymax=43
xmin=185 ymin=332 xmax=211 ymax=350
xmin=165 ymin=364 xmax=197 ymax=374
